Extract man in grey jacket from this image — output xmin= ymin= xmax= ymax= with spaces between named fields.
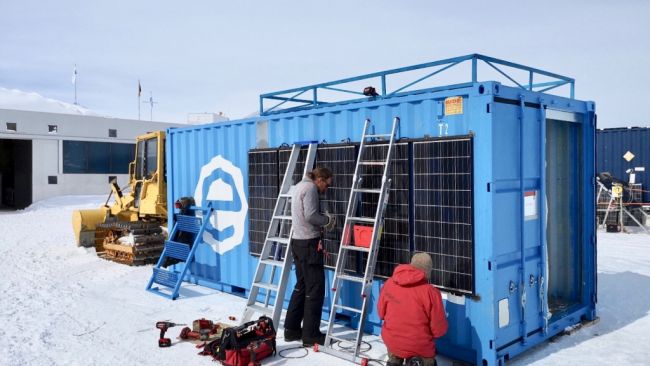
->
xmin=284 ymin=166 xmax=336 ymax=346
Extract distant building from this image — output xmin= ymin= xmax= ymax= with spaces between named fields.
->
xmin=0 ymin=108 xmax=182 ymax=209
xmin=187 ymin=112 xmax=229 ymax=124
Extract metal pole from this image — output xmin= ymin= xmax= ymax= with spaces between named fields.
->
xmin=74 ymin=64 xmax=77 ymax=105
xmin=150 ymin=92 xmax=154 ymax=121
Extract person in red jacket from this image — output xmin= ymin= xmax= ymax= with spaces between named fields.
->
xmin=378 ymin=253 xmax=448 ymax=366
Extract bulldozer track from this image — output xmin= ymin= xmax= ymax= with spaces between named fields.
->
xmin=95 ymin=220 xmax=166 ymax=266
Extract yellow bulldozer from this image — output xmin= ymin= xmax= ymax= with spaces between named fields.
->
xmin=72 ymin=131 xmax=168 ymax=265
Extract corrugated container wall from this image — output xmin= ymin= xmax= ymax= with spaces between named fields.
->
xmin=166 ymin=75 xmax=596 ymax=364
xmin=597 ymin=127 xmax=650 ymax=203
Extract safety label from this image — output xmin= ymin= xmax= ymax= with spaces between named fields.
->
xmin=444 ymin=96 xmax=463 ymax=115
xmin=524 ymin=190 xmax=538 ymax=220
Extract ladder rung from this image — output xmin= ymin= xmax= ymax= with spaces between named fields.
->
xmin=347 ymin=216 xmax=375 ymax=223
xmin=328 ymin=335 xmax=349 ymax=344
xmin=245 ymin=303 xmax=274 ymax=316
xmin=365 ymin=133 xmax=392 ymax=139
xmin=319 ymin=344 xmax=362 ymax=363
xmin=260 ymin=258 xmax=284 ymax=267
xmin=341 ymin=244 xmax=370 ymax=253
xmin=358 ymin=161 xmax=386 ymax=166
xmin=337 ymin=274 xmax=365 ymax=283
xmin=279 ymin=193 xmax=292 ymax=198
xmin=353 ymin=188 xmax=381 ymax=194
xmin=266 ymin=236 xmax=290 ymax=244
xmin=163 ymin=240 xmax=190 ymax=261
xmin=334 ymin=304 xmax=363 ymax=314
xmin=274 ymin=215 xmax=292 ymax=221
xmin=253 ymin=281 xmax=279 ymax=292
xmin=152 ymin=268 xmax=179 ymax=288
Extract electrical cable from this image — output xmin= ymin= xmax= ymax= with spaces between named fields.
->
xmin=277 ymin=337 xmax=391 ymax=365
xmin=278 ymin=345 xmax=309 ymax=359
xmin=335 ymin=339 xmax=372 ymax=352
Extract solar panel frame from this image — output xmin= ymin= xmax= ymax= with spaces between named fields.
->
xmin=247 ymin=148 xmax=279 ymax=257
xmin=412 ymin=137 xmax=474 ymax=294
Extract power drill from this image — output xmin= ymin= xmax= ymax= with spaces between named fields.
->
xmin=156 ymin=321 xmax=185 ymax=347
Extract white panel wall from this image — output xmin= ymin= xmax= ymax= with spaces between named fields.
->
xmin=31 ymin=138 xmax=129 ymax=202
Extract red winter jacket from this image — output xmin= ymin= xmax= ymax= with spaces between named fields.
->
xmin=377 ymin=264 xmax=448 ymax=359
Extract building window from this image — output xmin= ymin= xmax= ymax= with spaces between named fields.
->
xmin=48 ymin=125 xmax=58 ymax=133
xmin=109 ymin=129 xmax=117 ymax=137
xmin=62 ymin=140 xmax=134 ymax=174
xmin=6 ymin=122 xmax=17 ymax=132
xmin=48 ymin=176 xmax=58 ymax=184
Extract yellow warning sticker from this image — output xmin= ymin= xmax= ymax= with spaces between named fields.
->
xmin=612 ymin=184 xmax=623 ymax=198
xmin=623 ymin=151 xmax=635 ymax=162
xmin=444 ymin=96 xmax=463 ymax=115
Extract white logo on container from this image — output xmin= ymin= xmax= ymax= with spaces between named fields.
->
xmin=194 ymin=155 xmax=248 ymax=254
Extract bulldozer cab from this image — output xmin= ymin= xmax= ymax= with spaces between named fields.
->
xmin=128 ymin=131 xmax=167 ymax=218
xmin=134 ymin=134 xmax=158 ymax=182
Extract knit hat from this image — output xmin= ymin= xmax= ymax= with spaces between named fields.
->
xmin=411 ymin=252 xmax=433 ymax=280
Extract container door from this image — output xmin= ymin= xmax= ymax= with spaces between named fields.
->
xmin=546 ymin=112 xmax=584 ymax=316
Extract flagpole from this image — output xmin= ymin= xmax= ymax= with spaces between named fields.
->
xmin=73 ymin=64 xmax=77 ymax=105
xmin=138 ymin=79 xmax=141 ymax=120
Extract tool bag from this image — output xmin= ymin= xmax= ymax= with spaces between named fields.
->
xmin=212 ymin=316 xmax=276 ymax=366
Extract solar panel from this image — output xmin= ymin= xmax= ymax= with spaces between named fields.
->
xmin=413 ymin=138 xmax=474 ymax=294
xmin=247 ymin=149 xmax=279 ymax=256
xmin=357 ymin=142 xmax=411 ymax=278
xmin=315 ymin=144 xmax=358 ymax=272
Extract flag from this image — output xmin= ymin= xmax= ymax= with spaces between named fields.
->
xmin=138 ymin=80 xmax=142 ymax=97
xmin=72 ymin=64 xmax=77 ymax=85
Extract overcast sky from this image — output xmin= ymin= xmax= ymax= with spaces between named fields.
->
xmin=1 ymin=0 xmax=648 ymax=127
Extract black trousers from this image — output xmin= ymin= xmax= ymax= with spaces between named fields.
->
xmin=284 ymin=237 xmax=325 ymax=338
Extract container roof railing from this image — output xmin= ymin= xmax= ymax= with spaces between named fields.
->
xmin=259 ymin=53 xmax=575 ymax=115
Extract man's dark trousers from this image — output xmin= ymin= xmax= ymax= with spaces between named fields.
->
xmin=284 ymin=237 xmax=325 ymax=339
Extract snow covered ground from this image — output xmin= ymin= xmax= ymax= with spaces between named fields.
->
xmin=1 ymin=196 xmax=649 ymax=365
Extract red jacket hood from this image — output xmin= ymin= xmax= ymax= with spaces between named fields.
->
xmin=391 ymin=264 xmax=428 ymax=287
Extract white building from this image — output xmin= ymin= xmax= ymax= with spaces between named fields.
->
xmin=187 ymin=112 xmax=229 ymax=124
xmin=0 ymin=108 xmax=182 ymax=209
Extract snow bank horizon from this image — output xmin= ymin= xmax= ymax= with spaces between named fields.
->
xmin=0 ymin=86 xmax=100 ymax=116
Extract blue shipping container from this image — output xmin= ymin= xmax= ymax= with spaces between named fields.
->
xmin=165 ymin=55 xmax=597 ymax=365
xmin=597 ymin=127 xmax=650 ymax=203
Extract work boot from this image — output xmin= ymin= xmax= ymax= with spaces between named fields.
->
xmin=406 ymin=356 xmax=436 ymax=366
xmin=302 ymin=332 xmax=326 ymax=347
xmin=387 ymin=353 xmax=404 ymax=366
xmin=284 ymin=328 xmax=302 ymax=342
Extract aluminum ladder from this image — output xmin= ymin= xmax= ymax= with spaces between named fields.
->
xmin=321 ymin=117 xmax=399 ymax=364
xmin=242 ymin=142 xmax=318 ymax=327
xmin=146 ymin=203 xmax=214 ymax=300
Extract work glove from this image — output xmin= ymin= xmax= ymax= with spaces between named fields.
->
xmin=324 ymin=212 xmax=337 ymax=231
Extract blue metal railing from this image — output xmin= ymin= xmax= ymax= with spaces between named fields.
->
xmin=259 ymin=53 xmax=575 ymax=115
